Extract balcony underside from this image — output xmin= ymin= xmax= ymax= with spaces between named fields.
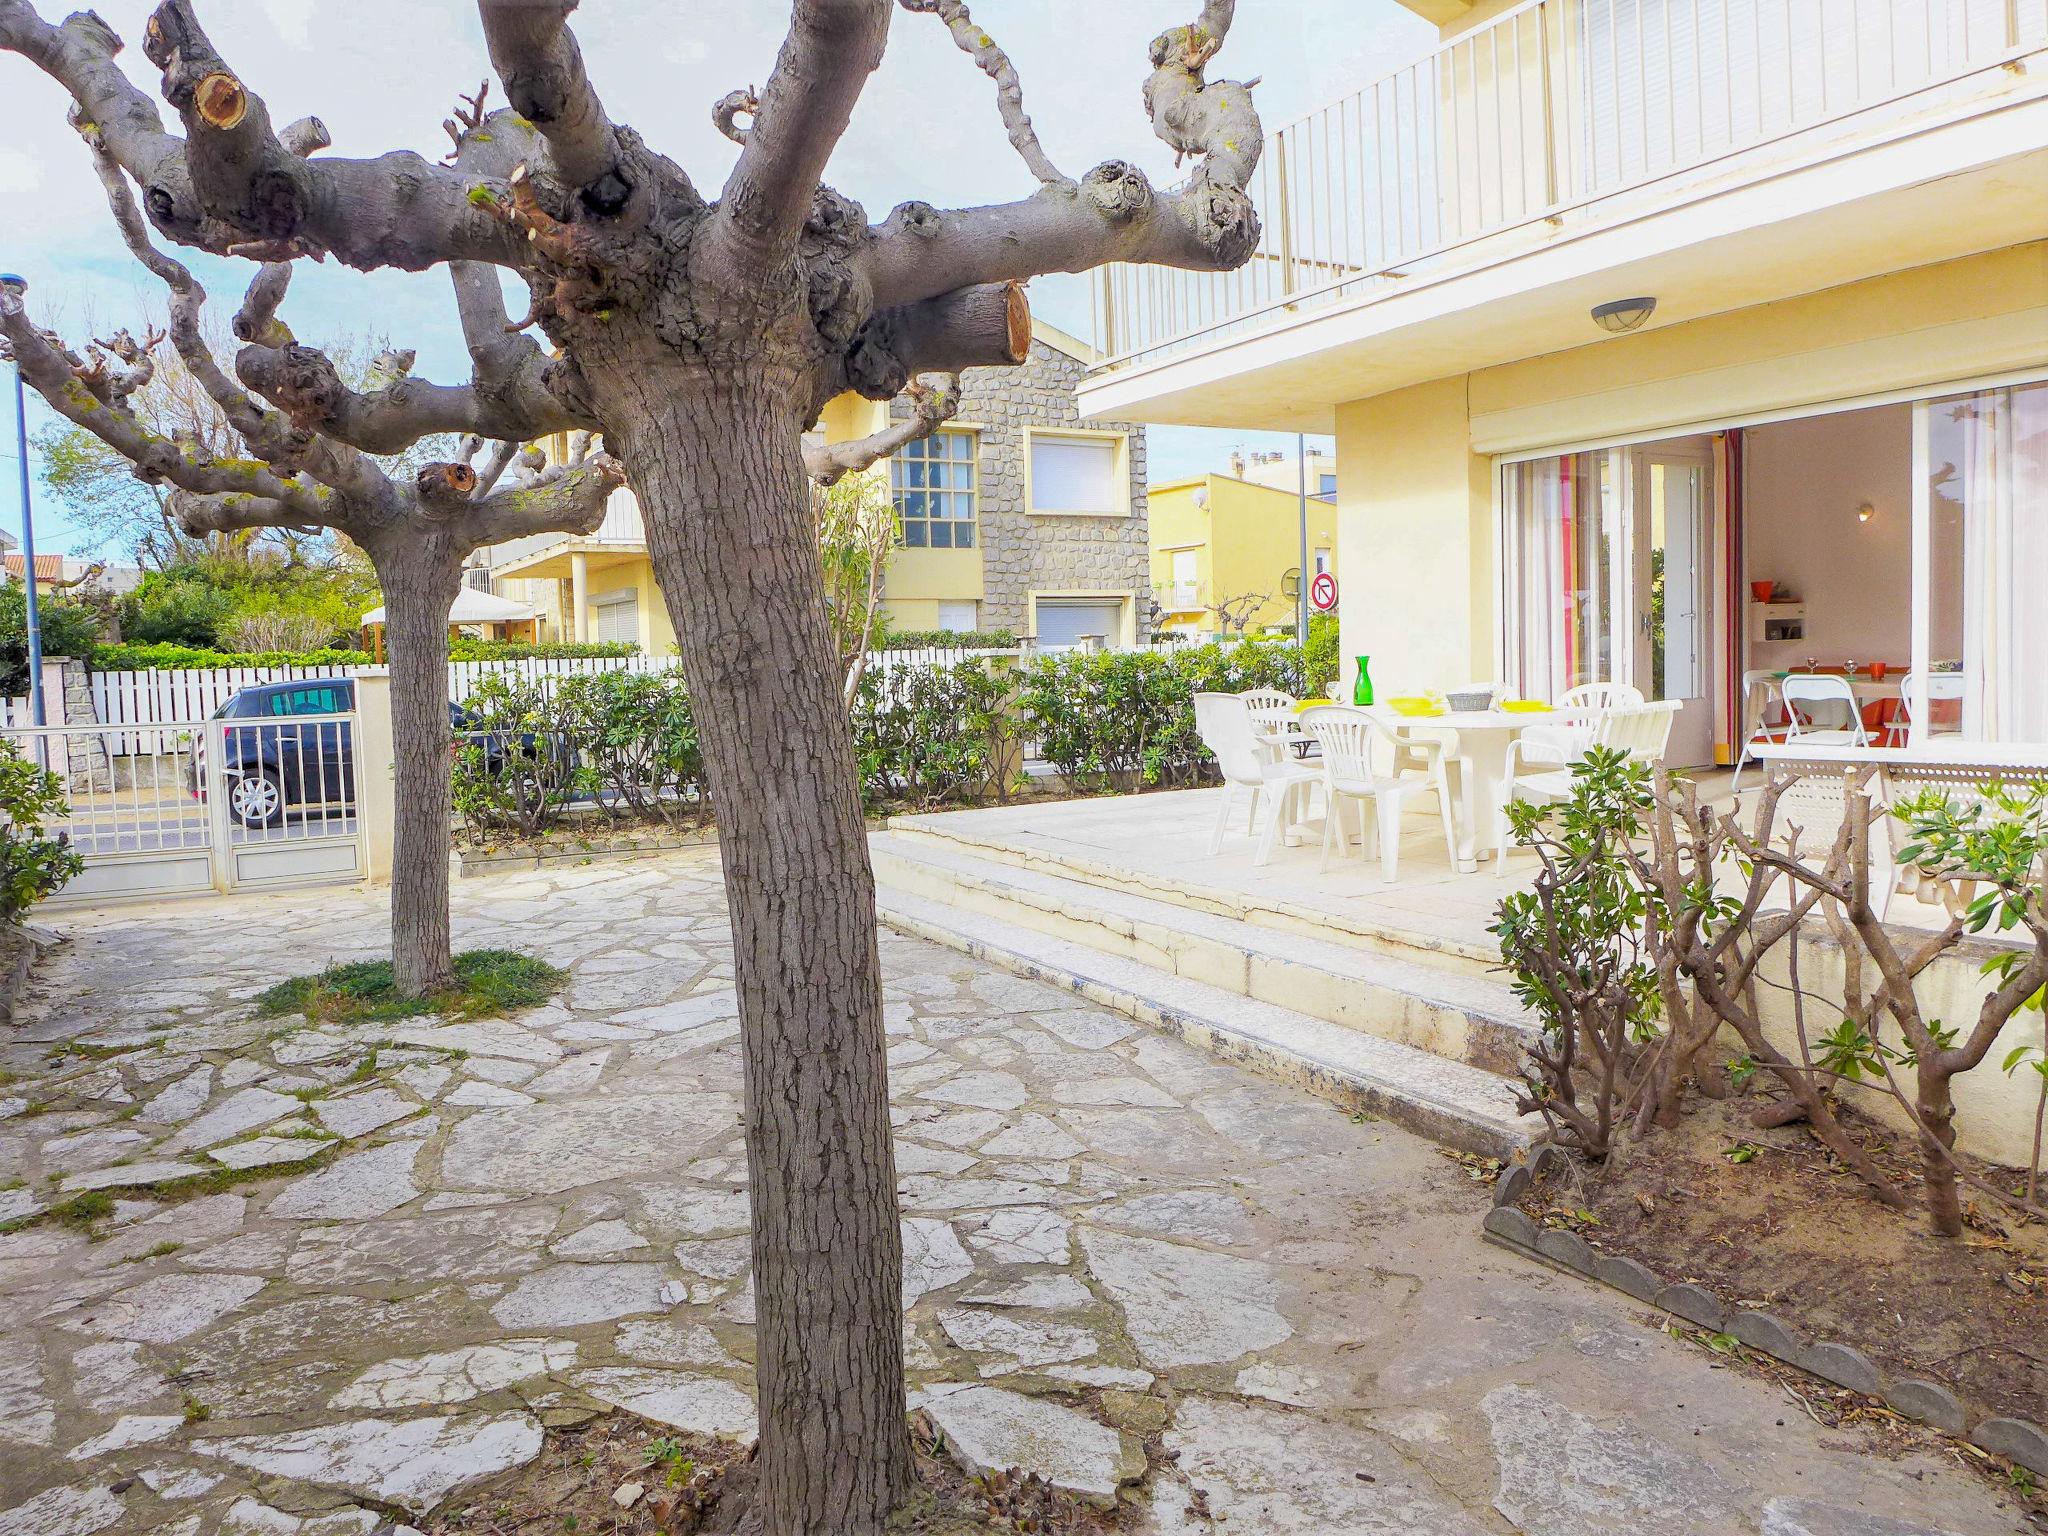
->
xmin=1076 ymin=86 xmax=2048 ymax=431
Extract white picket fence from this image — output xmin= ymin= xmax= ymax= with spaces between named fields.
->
xmin=89 ymin=654 xmax=686 ymax=756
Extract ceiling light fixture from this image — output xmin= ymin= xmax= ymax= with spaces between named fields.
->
xmin=1857 ymin=501 xmax=1876 ymax=524
xmin=1591 ymin=296 xmax=1657 ymax=334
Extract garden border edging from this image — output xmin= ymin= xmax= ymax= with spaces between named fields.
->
xmin=1480 ymin=1141 xmax=2048 ymax=1478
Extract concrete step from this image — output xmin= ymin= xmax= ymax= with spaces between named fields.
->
xmin=870 ymin=831 xmax=1541 ymax=1082
xmin=876 ymin=882 xmax=1540 ymax=1160
xmin=884 ymin=811 xmax=1501 ymax=980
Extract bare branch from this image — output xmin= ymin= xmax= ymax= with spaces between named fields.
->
xmin=0 ymin=287 xmax=326 ymax=517
xmin=716 ymin=0 xmax=891 ymax=264
xmin=477 ymin=0 xmax=629 ymax=211
xmin=898 ymin=0 xmax=1062 ymax=184
xmin=805 ymin=375 xmax=961 ymax=486
xmin=172 ymin=488 xmax=324 ymax=537
xmin=234 ymin=340 xmax=562 ymax=455
xmin=459 ymin=451 xmax=626 ymax=546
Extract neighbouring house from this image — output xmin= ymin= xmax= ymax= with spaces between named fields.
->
xmin=1077 ymin=0 xmax=2048 ymax=766
xmin=2 ymin=551 xmax=143 ymax=596
xmin=1233 ymin=446 xmax=1339 ymax=503
xmin=1150 ymin=468 xmax=1339 ymax=635
xmin=478 ymin=319 xmax=1152 ymax=652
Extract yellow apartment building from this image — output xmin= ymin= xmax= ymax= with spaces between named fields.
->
xmin=1149 ymin=471 xmax=1339 ymax=634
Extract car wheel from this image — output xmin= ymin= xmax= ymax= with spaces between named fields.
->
xmin=229 ymin=769 xmax=286 ymax=830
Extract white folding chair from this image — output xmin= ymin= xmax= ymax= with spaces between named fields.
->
xmin=1304 ymin=706 xmax=1459 ymax=880
xmin=1781 ymin=674 xmax=1870 ymax=747
xmin=1730 ymin=670 xmax=1789 ymax=795
xmin=1888 ymin=672 xmax=1966 ymax=747
xmin=1496 ymin=701 xmax=1679 ymax=877
xmin=1193 ymin=692 xmax=1323 ymax=861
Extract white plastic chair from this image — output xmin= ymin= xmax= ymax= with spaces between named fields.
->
xmin=1729 ymin=670 xmax=1789 ymax=795
xmin=1515 ymin=681 xmax=1646 ymax=770
xmin=1193 ymin=692 xmax=1323 ymax=861
xmin=1495 ymin=701 xmax=1680 ymax=877
xmin=1304 ymin=706 xmax=1460 ymax=880
xmin=1239 ymin=687 xmax=1310 ymax=758
xmin=1781 ymin=674 xmax=1870 ymax=747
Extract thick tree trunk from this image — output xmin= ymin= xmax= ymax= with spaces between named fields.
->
xmin=372 ymin=542 xmax=463 ymax=998
xmin=607 ymin=365 xmax=911 ymax=1532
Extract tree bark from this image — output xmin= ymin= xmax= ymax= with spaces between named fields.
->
xmin=1918 ymin=1068 xmax=1963 ymax=1238
xmin=604 ymin=364 xmax=910 ymax=1532
xmin=370 ymin=537 xmax=463 ymax=997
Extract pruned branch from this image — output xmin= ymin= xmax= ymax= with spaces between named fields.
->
xmin=713 ymin=87 xmax=758 ymax=146
xmin=716 ymin=0 xmax=892 ymax=263
xmin=172 ymin=487 xmax=325 ymax=537
xmin=858 ymin=2 xmax=1262 ymax=308
xmin=804 ymin=374 xmax=961 ymax=486
xmin=477 ymin=0 xmax=630 ymax=212
xmin=459 ymin=450 xmax=625 ymax=546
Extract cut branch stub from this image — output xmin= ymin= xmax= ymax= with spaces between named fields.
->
xmin=194 ymin=70 xmax=246 ymax=129
xmin=418 ymin=461 xmax=479 ymax=503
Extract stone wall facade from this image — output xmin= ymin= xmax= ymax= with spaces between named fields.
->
xmin=890 ymin=337 xmax=1151 ymax=641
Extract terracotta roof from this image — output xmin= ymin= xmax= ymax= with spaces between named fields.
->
xmin=3 ymin=554 xmax=65 ymax=581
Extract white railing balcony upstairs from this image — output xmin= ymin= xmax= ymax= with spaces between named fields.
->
xmin=591 ymin=488 xmax=646 ymax=544
xmin=1090 ymin=0 xmax=2048 ymax=372
xmin=1158 ymin=582 xmax=1204 ymax=612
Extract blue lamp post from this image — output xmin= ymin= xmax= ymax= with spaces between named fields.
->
xmin=1 ymin=272 xmax=44 ymax=728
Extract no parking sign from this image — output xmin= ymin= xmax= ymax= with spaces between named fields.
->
xmin=1309 ymin=571 xmax=1338 ymax=613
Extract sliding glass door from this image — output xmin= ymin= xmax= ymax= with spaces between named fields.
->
xmin=1915 ymin=381 xmax=2048 ymax=744
xmin=1501 ymin=450 xmax=1627 ymax=702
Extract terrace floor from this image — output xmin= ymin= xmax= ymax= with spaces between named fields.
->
xmin=0 ymin=852 xmax=2023 ymax=1534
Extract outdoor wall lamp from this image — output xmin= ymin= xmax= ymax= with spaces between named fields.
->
xmin=1857 ymin=501 xmax=1876 ymax=524
xmin=1591 ymin=296 xmax=1657 ymax=333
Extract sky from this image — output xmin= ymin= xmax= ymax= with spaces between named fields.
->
xmin=0 ymin=0 xmax=1434 ymax=558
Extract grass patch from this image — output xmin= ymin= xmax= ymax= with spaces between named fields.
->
xmin=50 ymin=1190 xmax=114 ymax=1228
xmin=256 ymin=949 xmax=567 ymax=1025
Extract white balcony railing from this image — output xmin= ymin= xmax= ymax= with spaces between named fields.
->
xmin=1157 ymin=582 xmax=1204 ymax=612
xmin=1091 ymin=0 xmax=2048 ymax=372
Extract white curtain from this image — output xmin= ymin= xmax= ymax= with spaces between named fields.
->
xmin=1949 ymin=382 xmax=2048 ymax=742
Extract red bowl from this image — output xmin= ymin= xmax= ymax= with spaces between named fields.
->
xmin=1750 ymin=580 xmax=1775 ymax=603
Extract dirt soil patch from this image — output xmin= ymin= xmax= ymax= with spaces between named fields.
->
xmin=1518 ymin=1098 xmax=2048 ymax=1429
xmin=419 ymin=1410 xmax=1130 ymax=1535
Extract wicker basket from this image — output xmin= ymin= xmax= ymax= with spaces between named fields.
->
xmin=1446 ymin=687 xmax=1497 ymax=713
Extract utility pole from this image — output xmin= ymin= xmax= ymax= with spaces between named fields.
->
xmin=1296 ymin=432 xmax=1309 ymax=649
xmin=1 ymin=273 xmax=44 ymax=728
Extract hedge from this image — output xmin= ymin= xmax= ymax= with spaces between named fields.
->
xmin=1016 ymin=639 xmax=1306 ymax=794
xmin=91 ymin=641 xmax=374 ymax=671
xmin=877 ymin=628 xmax=1018 ymax=651
xmin=446 ymin=638 xmax=641 ymax=661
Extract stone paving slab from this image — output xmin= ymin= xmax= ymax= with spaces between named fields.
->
xmin=0 ymin=850 xmax=2029 ymax=1533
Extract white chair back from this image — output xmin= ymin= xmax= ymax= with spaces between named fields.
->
xmin=1781 ymin=674 xmax=1862 ymax=739
xmin=1740 ymin=670 xmax=1784 ymax=729
xmin=1195 ymin=692 xmax=1268 ymax=787
xmin=1302 ymin=705 xmax=1387 ymax=792
xmin=1238 ymin=688 xmax=1298 ymax=733
xmin=1895 ymin=671 xmax=1966 ymax=737
xmin=1592 ymin=700 xmax=1681 ymax=763
xmin=1558 ymin=682 xmax=1645 ymax=712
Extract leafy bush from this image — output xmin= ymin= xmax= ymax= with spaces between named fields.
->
xmin=877 ymin=628 xmax=1018 ymax=651
xmin=450 ymin=674 xmax=586 ymax=843
xmin=0 ymin=584 xmax=109 ymax=693
xmin=852 ymin=659 xmax=1021 ymax=809
xmin=1303 ymin=612 xmax=1340 ymax=699
xmin=555 ymin=669 xmax=704 ymax=827
xmin=447 ymin=637 xmax=639 ymax=661
xmin=121 ymin=570 xmax=236 ymax=646
xmin=120 ymin=560 xmax=374 ymax=653
xmin=0 ymin=740 xmax=85 ymax=924
xmin=90 ymin=641 xmax=373 ymax=671
xmin=1015 ymin=640 xmax=1307 ymax=793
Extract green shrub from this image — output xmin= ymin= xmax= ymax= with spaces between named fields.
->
xmin=1015 ymin=640 xmax=1307 ymax=793
xmin=121 ymin=570 xmax=235 ymax=646
xmin=450 ymin=674 xmax=586 ymax=843
xmin=447 ymin=638 xmax=640 ymax=661
xmin=0 ymin=741 xmax=85 ymax=924
xmin=852 ymin=658 xmax=1021 ymax=809
xmin=0 ymin=584 xmax=108 ymax=693
xmin=876 ymin=628 xmax=1018 ymax=652
xmin=1303 ymin=612 xmax=1340 ymax=699
xmin=555 ymin=669 xmax=704 ymax=827
xmin=90 ymin=641 xmax=373 ymax=671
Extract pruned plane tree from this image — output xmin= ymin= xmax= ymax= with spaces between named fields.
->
xmin=0 ymin=2 xmax=1264 ymax=1528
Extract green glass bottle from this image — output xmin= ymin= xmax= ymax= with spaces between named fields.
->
xmin=1352 ymin=656 xmax=1374 ymax=706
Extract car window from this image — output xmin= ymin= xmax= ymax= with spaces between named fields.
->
xmin=283 ymin=685 xmax=345 ymax=716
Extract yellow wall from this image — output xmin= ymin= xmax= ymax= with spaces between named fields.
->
xmin=1149 ymin=474 xmax=1338 ymax=632
xmin=1335 ymin=243 xmax=2048 ymax=700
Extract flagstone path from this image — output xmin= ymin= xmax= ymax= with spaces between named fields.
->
xmin=0 ymin=853 xmax=2030 ymax=1534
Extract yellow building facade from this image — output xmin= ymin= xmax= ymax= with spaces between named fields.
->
xmin=1149 ymin=474 xmax=1338 ymax=635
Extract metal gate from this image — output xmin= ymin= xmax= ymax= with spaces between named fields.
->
xmin=5 ymin=711 xmax=368 ymax=905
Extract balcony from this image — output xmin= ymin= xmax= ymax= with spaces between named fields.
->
xmin=1156 ymin=582 xmax=1204 ymax=613
xmin=1082 ymin=0 xmax=2048 ymax=425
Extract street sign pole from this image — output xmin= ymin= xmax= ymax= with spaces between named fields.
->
xmin=3 ymin=273 xmax=45 ymax=730
xmin=1296 ymin=432 xmax=1309 ymax=649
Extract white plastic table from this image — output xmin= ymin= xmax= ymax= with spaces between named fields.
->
xmin=1364 ymin=707 xmax=1545 ymax=872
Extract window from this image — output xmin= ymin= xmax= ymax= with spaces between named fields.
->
xmin=1029 ymin=432 xmax=1124 ymax=515
xmin=893 ymin=430 xmax=977 ymax=549
xmin=271 ymin=683 xmax=349 ymax=716
xmin=1035 ymin=598 xmax=1125 ymax=649
xmin=590 ymin=589 xmax=639 ymax=646
xmin=1318 ymin=473 xmax=1337 ymax=500
xmin=1313 ymin=547 xmax=1332 ymax=576
xmin=937 ymin=601 xmax=979 ymax=633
